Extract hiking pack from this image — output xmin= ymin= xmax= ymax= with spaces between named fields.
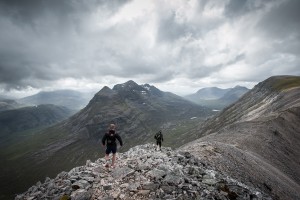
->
xmin=107 ymin=131 xmax=116 ymax=144
xmin=155 ymin=132 xmax=162 ymax=141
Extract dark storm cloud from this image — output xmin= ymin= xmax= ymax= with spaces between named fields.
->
xmin=257 ymin=0 xmax=300 ymax=39
xmin=0 ymin=0 xmax=128 ymax=25
xmin=0 ymin=0 xmax=299 ymax=95
xmin=224 ymin=0 xmax=249 ymax=17
xmin=224 ymin=0 xmax=272 ymax=18
xmin=0 ymin=0 xmax=130 ymax=90
xmin=156 ymin=11 xmax=190 ymax=43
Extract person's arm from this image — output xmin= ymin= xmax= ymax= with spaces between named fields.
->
xmin=116 ymin=134 xmax=123 ymax=146
xmin=161 ymin=133 xmax=163 ymax=142
xmin=102 ymin=134 xmax=107 ymax=146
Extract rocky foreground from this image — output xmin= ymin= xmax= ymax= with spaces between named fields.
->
xmin=16 ymin=144 xmax=272 ymax=200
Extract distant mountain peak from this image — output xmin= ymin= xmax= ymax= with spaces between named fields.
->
xmin=112 ymin=80 xmax=140 ymax=91
xmin=233 ymin=85 xmax=247 ymax=89
xmin=96 ymin=86 xmax=115 ymax=96
xmin=124 ymin=80 xmax=138 ymax=86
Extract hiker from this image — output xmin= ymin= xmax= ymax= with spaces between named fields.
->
xmin=154 ymin=130 xmax=163 ymax=151
xmin=102 ymin=123 xmax=123 ymax=168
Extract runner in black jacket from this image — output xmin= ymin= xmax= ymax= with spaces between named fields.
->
xmin=102 ymin=124 xmax=123 ymax=168
xmin=154 ymin=130 xmax=163 ymax=151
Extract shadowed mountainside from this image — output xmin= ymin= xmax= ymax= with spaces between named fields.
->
xmin=185 ymin=86 xmax=249 ymax=110
xmin=0 ymin=104 xmax=73 ymax=146
xmin=0 ymin=80 xmax=213 ymax=199
xmin=0 ymin=99 xmax=25 ymax=112
xmin=18 ymin=90 xmax=94 ymax=111
xmin=180 ymin=75 xmax=300 ymax=200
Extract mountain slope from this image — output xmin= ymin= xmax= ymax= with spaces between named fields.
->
xmin=185 ymin=86 xmax=249 ymax=110
xmin=18 ymin=90 xmax=94 ymax=110
xmin=0 ymin=99 xmax=24 ymax=112
xmin=0 ymin=104 xmax=73 ymax=145
xmin=0 ymin=104 xmax=74 ymax=199
xmin=185 ymin=87 xmax=231 ymax=100
xmin=0 ymin=80 xmax=213 ymax=199
xmin=180 ymin=75 xmax=300 ymax=199
xmin=63 ymin=80 xmax=212 ymax=147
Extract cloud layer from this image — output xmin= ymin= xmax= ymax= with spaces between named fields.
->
xmin=0 ymin=0 xmax=299 ymax=96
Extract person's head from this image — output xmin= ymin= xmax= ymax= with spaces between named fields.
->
xmin=110 ymin=123 xmax=115 ymax=130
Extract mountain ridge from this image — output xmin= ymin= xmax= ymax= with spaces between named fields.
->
xmin=180 ymin=75 xmax=300 ymax=199
xmin=18 ymin=90 xmax=94 ymax=111
xmin=184 ymin=86 xmax=249 ymax=110
xmin=16 ymin=144 xmax=272 ymax=200
xmin=0 ymin=80 xmax=213 ymax=199
xmin=3 ymin=76 xmax=300 ymax=199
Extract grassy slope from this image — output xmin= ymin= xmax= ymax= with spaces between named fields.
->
xmin=0 ymin=117 xmax=205 ymax=199
xmin=0 ymin=125 xmax=71 ymax=199
xmin=271 ymin=76 xmax=300 ymax=91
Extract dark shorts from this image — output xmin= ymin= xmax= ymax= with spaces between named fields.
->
xmin=105 ymin=145 xmax=117 ymax=155
xmin=156 ymin=140 xmax=162 ymax=146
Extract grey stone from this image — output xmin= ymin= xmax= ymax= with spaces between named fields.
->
xmin=111 ymin=166 xmax=135 ymax=179
xmin=103 ymin=184 xmax=112 ymax=190
xmin=16 ymin=144 xmax=272 ymax=200
xmin=147 ymin=169 xmax=167 ymax=180
xmin=163 ymin=174 xmax=184 ymax=185
xmin=142 ymin=182 xmax=159 ymax=191
xmin=72 ymin=180 xmax=90 ymax=190
xmin=202 ymin=178 xmax=218 ymax=186
xmin=70 ymin=189 xmax=91 ymax=200
xmin=161 ymin=185 xmax=176 ymax=194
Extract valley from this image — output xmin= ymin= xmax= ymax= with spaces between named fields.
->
xmin=1 ymin=76 xmax=300 ymax=199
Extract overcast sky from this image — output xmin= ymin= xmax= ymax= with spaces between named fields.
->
xmin=0 ymin=0 xmax=299 ymax=98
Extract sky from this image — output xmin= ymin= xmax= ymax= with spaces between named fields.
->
xmin=0 ymin=0 xmax=299 ymax=98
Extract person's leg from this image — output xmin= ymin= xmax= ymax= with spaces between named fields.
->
xmin=111 ymin=153 xmax=116 ymax=167
xmin=111 ymin=146 xmax=117 ymax=167
xmin=104 ymin=154 xmax=110 ymax=167
xmin=158 ymin=141 xmax=162 ymax=150
xmin=156 ymin=141 xmax=159 ymax=151
xmin=105 ymin=147 xmax=111 ymax=167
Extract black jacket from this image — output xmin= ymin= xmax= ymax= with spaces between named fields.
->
xmin=102 ymin=130 xmax=123 ymax=147
xmin=154 ymin=131 xmax=163 ymax=142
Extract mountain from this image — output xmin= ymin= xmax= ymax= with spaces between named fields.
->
xmin=0 ymin=80 xmax=213 ymax=199
xmin=17 ymin=90 xmax=94 ymax=111
xmin=218 ymin=85 xmax=249 ymax=103
xmin=185 ymin=86 xmax=249 ymax=110
xmin=0 ymin=99 xmax=24 ymax=112
xmin=180 ymin=75 xmax=300 ymax=199
xmin=17 ymin=144 xmax=272 ymax=200
xmin=64 ymin=80 xmax=212 ymax=147
xmin=5 ymin=76 xmax=300 ymax=200
xmin=0 ymin=104 xmax=73 ymax=139
xmin=186 ymin=87 xmax=231 ymax=100
xmin=0 ymin=104 xmax=75 ymax=199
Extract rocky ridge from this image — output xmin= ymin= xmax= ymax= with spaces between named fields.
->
xmin=16 ymin=144 xmax=271 ymax=200
xmin=180 ymin=76 xmax=300 ymax=199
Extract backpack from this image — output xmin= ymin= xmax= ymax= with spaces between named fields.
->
xmin=107 ymin=130 xmax=116 ymax=144
xmin=155 ymin=132 xmax=162 ymax=141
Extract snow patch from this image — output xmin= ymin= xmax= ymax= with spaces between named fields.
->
xmin=143 ymin=85 xmax=151 ymax=91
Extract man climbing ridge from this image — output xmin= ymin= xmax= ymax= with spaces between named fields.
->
xmin=154 ymin=130 xmax=163 ymax=151
xmin=102 ymin=123 xmax=123 ymax=168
